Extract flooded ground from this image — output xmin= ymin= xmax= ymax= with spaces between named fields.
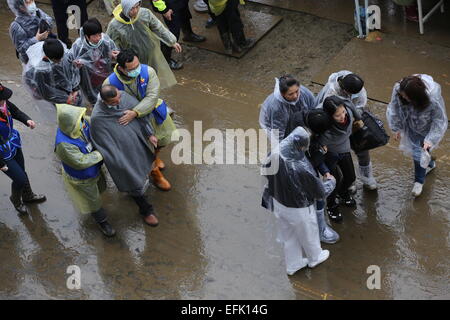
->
xmin=0 ymin=1 xmax=449 ymax=299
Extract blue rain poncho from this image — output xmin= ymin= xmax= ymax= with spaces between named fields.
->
xmin=8 ymin=0 xmax=54 ymax=64
xmin=315 ymin=70 xmax=368 ymax=110
xmin=386 ymin=74 xmax=448 ymax=160
xmin=70 ymin=29 xmax=118 ymax=104
xmin=259 ymin=78 xmax=317 ymax=145
xmin=261 ymin=127 xmax=336 ymax=211
xmin=23 ymin=41 xmax=82 ymax=106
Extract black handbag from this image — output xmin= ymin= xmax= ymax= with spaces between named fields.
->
xmin=350 ymin=110 xmax=390 ymax=152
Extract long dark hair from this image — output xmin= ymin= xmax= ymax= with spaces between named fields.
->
xmin=398 ymin=76 xmax=430 ymax=111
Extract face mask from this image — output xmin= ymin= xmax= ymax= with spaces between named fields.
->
xmin=88 ymin=36 xmax=104 ymax=48
xmin=127 ymin=64 xmax=141 ymax=78
xmin=351 ymin=93 xmax=360 ymax=101
xmin=26 ymin=2 xmax=37 ymax=15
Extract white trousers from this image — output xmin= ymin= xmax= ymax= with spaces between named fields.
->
xmin=273 ymin=200 xmax=323 ymax=273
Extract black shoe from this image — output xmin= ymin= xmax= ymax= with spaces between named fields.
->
xmin=168 ymin=59 xmax=183 ymax=70
xmin=98 ymin=221 xmax=116 ymax=237
xmin=220 ymin=32 xmax=232 ymax=55
xmin=205 ymin=17 xmax=216 ymax=28
xmin=338 ymin=194 xmax=357 ymax=207
xmin=22 ymin=182 xmax=46 ymax=203
xmin=240 ymin=38 xmax=255 ymax=50
xmin=183 ymin=32 xmax=206 ymax=43
xmin=327 ymin=205 xmax=343 ymax=223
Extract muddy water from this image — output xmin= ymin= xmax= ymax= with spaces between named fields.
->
xmin=0 ymin=2 xmax=449 ymax=299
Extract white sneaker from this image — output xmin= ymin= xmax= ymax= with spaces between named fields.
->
xmin=193 ymin=0 xmax=208 ymax=12
xmin=411 ymin=182 xmax=423 ymax=197
xmin=308 ymin=250 xmax=330 ymax=268
xmin=287 ymin=258 xmax=309 ymax=275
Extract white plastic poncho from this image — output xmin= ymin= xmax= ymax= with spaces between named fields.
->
xmin=8 ymin=0 xmax=54 ymax=64
xmin=386 ymin=74 xmax=448 ymax=160
xmin=259 ymin=78 xmax=317 ymax=145
xmin=23 ymin=41 xmax=82 ymax=106
xmin=106 ymin=1 xmax=177 ymax=89
xmin=316 ymin=70 xmax=368 ymax=110
xmin=70 ymin=29 xmax=118 ymax=104
xmin=261 ymin=127 xmax=336 ymax=212
xmin=261 ymin=127 xmax=335 ymax=273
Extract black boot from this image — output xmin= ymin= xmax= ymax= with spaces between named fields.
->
xmin=182 ymin=22 xmax=206 ymax=42
xmin=22 ymin=181 xmax=46 ymax=203
xmin=232 ymin=38 xmax=255 ymax=53
xmin=220 ymin=32 xmax=232 ymax=55
xmin=91 ymin=209 xmax=116 ymax=237
xmin=326 ymin=204 xmax=343 ymax=223
xmin=10 ymin=187 xmax=27 ymax=214
xmin=168 ymin=59 xmax=184 ymax=70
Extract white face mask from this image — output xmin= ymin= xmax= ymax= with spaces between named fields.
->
xmin=87 ymin=35 xmax=104 ymax=48
xmin=26 ymin=2 xmax=37 ymax=15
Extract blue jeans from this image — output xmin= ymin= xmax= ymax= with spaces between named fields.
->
xmin=410 ymin=133 xmax=434 ymax=184
xmin=2 ymin=148 xmax=28 ymax=192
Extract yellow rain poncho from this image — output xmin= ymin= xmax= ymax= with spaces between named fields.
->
xmin=106 ymin=3 xmax=177 ymax=89
xmin=54 ymin=104 xmax=106 ymax=215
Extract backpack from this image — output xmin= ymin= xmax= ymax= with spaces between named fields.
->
xmin=350 ymin=110 xmax=390 ymax=152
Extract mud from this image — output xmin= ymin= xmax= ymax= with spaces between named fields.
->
xmin=0 ymin=1 xmax=449 ymax=299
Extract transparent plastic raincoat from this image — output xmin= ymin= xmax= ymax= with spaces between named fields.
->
xmin=259 ymin=78 xmax=317 ymax=145
xmin=106 ymin=1 xmax=177 ymax=89
xmin=261 ymin=127 xmax=336 ymax=212
xmin=70 ymin=29 xmax=118 ymax=104
xmin=261 ymin=127 xmax=335 ymax=273
xmin=54 ymin=104 xmax=106 ymax=215
xmin=23 ymin=41 xmax=82 ymax=106
xmin=386 ymin=74 xmax=448 ymax=160
xmin=315 ymin=70 xmax=368 ymax=109
xmin=8 ymin=0 xmax=54 ymax=64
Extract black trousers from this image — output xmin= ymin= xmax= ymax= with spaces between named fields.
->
xmin=325 ymin=152 xmax=356 ymax=208
xmin=161 ymin=0 xmax=192 ymax=61
xmin=131 ymin=195 xmax=154 ymax=217
xmin=51 ymin=0 xmax=88 ymax=41
xmin=216 ymin=0 xmax=246 ymax=45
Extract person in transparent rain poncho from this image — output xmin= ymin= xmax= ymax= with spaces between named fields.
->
xmin=315 ymin=70 xmax=378 ymax=192
xmin=259 ymin=75 xmax=316 ymax=146
xmin=261 ymin=127 xmax=336 ymax=275
xmin=8 ymin=0 xmax=54 ymax=64
xmin=386 ymin=74 xmax=448 ymax=197
xmin=70 ymin=18 xmax=119 ymax=104
xmin=23 ymin=38 xmax=82 ymax=106
xmin=106 ymin=0 xmax=182 ymax=90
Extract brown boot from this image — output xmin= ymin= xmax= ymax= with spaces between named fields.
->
xmin=153 ymin=149 xmax=165 ymax=170
xmin=150 ymin=167 xmax=171 ymax=191
xmin=143 ymin=213 xmax=159 ymax=227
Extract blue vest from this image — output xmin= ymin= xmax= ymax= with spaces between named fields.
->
xmin=0 ymin=110 xmax=21 ymax=161
xmin=55 ymin=121 xmax=101 ymax=180
xmin=108 ymin=65 xmax=167 ymax=125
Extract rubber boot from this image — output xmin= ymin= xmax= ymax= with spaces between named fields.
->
xmin=22 ymin=181 xmax=47 ymax=203
xmin=359 ymin=162 xmax=377 ymax=190
xmin=150 ymin=167 xmax=171 ymax=191
xmin=220 ymin=32 xmax=232 ymax=55
xmin=316 ymin=209 xmax=340 ymax=244
xmin=153 ymin=149 xmax=165 ymax=170
xmin=10 ymin=187 xmax=27 ymax=214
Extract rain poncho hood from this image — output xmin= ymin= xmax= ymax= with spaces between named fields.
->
xmin=107 ymin=3 xmax=177 ymax=89
xmin=90 ymin=91 xmax=155 ymax=195
xmin=316 ymin=70 xmax=368 ymax=109
xmin=8 ymin=0 xmax=54 ymax=63
xmin=259 ymin=78 xmax=317 ymax=144
xmin=262 ymin=127 xmax=336 ymax=210
xmin=23 ymin=41 xmax=81 ymax=105
xmin=56 ymin=104 xmax=87 ymax=139
xmin=120 ymin=0 xmax=141 ymax=18
xmin=386 ymin=74 xmax=448 ymax=158
xmin=70 ymin=28 xmax=118 ymax=103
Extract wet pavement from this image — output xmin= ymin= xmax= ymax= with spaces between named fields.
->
xmin=0 ymin=1 xmax=449 ymax=299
